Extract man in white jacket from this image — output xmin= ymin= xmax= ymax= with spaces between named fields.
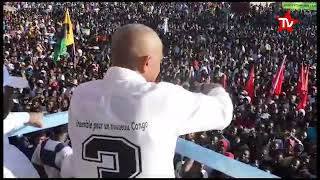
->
xmin=68 ymin=24 xmax=233 ymax=178
xmin=31 ymin=124 xmax=73 ymax=178
xmin=3 ymin=65 xmax=43 ymax=178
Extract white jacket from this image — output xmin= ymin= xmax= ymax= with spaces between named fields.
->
xmin=3 ymin=112 xmax=40 ymax=178
xmin=68 ymin=67 xmax=233 ymax=178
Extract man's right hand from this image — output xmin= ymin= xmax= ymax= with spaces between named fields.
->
xmin=27 ymin=112 xmax=44 ymax=128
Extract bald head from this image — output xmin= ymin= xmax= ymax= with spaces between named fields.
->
xmin=111 ymin=24 xmax=163 ymax=82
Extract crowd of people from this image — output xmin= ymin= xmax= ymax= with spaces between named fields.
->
xmin=4 ymin=2 xmax=317 ymax=178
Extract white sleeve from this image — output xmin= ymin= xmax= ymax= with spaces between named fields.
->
xmin=56 ymin=146 xmax=73 ymax=168
xmin=3 ymin=112 xmax=30 ymax=135
xmin=31 ymin=143 xmax=43 ymax=166
xmin=68 ymin=95 xmax=75 ymax=144
xmin=60 ymin=152 xmax=74 ymax=178
xmin=166 ymin=84 xmax=233 ymax=136
xmin=201 ymin=169 xmax=209 ymax=178
xmin=3 ymin=166 xmax=15 ymax=178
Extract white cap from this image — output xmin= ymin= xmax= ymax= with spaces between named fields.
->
xmin=3 ymin=65 xmax=29 ymax=89
xmin=13 ymin=99 xmax=19 ymax=104
xmin=8 ymin=63 xmax=14 ymax=70
xmin=241 ymin=90 xmax=248 ymax=96
xmin=244 ymin=96 xmax=251 ymax=103
xmin=77 ymin=49 xmax=83 ymax=56
xmin=268 ymin=100 xmax=275 ymax=104
xmin=61 ymin=74 xmax=65 ymax=81
xmin=298 ymin=109 xmax=305 ymax=116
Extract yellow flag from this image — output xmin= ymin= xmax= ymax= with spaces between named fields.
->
xmin=63 ymin=9 xmax=74 ymax=46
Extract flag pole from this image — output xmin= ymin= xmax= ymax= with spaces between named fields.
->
xmin=73 ymin=42 xmax=77 ymax=69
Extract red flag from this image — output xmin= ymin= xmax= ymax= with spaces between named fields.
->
xmin=245 ymin=65 xmax=255 ymax=101
xmin=302 ymin=66 xmax=309 ymax=92
xmin=274 ymin=64 xmax=285 ymax=95
xmin=220 ymin=74 xmax=227 ymax=89
xmin=297 ymin=93 xmax=308 ymax=110
xmin=296 ymin=64 xmax=305 ymax=96
xmin=297 ymin=66 xmax=309 ymax=110
xmin=270 ymin=56 xmax=286 ymax=96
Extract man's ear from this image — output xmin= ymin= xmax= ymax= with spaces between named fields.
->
xmin=144 ymin=55 xmax=151 ymax=66
xmin=138 ymin=55 xmax=151 ymax=73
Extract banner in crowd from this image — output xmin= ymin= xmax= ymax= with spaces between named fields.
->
xmin=9 ymin=112 xmax=279 ymax=178
xmin=282 ymin=2 xmax=317 ymax=11
xmin=8 ymin=112 xmax=68 ymax=137
xmin=176 ymin=138 xmax=279 ymax=178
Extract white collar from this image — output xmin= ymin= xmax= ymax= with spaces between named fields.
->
xmin=104 ymin=66 xmax=147 ymax=83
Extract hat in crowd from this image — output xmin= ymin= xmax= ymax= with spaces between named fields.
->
xmin=239 ymin=95 xmax=245 ymax=100
xmin=298 ymin=109 xmax=306 ymax=116
xmin=219 ymin=139 xmax=230 ymax=151
xmin=60 ymin=74 xmax=65 ymax=81
xmin=3 ymin=65 xmax=29 ymax=89
xmin=310 ymin=65 xmax=316 ymax=70
xmin=244 ymin=96 xmax=251 ymax=103
xmin=77 ymin=49 xmax=83 ymax=56
xmin=268 ymin=100 xmax=275 ymax=105
xmin=27 ymin=65 xmax=33 ymax=70
xmin=37 ymin=80 xmax=44 ymax=84
xmin=7 ymin=63 xmax=14 ymax=70
xmin=260 ymin=113 xmax=270 ymax=120
xmin=224 ymin=152 xmax=235 ymax=159
xmin=13 ymin=98 xmax=19 ymax=104
xmin=241 ymin=90 xmax=248 ymax=96
xmin=71 ymin=79 xmax=78 ymax=86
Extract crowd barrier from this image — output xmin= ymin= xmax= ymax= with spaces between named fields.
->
xmin=8 ymin=112 xmax=279 ymax=178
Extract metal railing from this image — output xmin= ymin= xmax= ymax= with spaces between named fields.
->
xmin=9 ymin=112 xmax=279 ymax=178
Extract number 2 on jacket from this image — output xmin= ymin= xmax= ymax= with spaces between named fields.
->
xmin=82 ymin=135 xmax=142 ymax=178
